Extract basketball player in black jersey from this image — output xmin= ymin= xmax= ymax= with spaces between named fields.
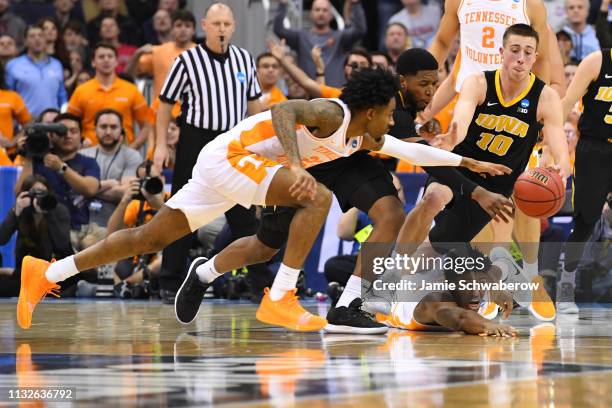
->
xmin=379 ymin=24 xmax=571 ymax=326
xmin=556 ymin=49 xmax=612 ymax=313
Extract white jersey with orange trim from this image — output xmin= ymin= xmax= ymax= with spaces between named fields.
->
xmin=205 ymin=98 xmax=361 ymax=171
xmin=454 ymin=0 xmax=530 ymax=91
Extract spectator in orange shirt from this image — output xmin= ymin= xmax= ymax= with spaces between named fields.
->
xmin=99 ymin=16 xmax=136 ymax=74
xmin=67 ymin=43 xmax=153 ymax=149
xmin=256 ymin=52 xmax=287 ymax=109
xmin=127 ymin=10 xmax=196 ymax=97
xmin=0 ymin=64 xmax=32 ymax=158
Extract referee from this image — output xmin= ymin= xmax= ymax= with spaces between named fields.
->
xmin=153 ymin=2 xmax=266 ymax=303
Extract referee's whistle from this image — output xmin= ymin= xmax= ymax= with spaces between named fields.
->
xmin=220 ymin=35 xmax=225 ymax=53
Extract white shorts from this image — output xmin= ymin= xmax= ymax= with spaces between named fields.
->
xmin=166 ymin=145 xmax=283 ymax=232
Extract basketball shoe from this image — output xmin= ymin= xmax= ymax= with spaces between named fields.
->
xmin=17 ymin=256 xmax=60 ymax=329
xmin=325 ymin=299 xmax=388 ymax=334
xmin=556 ymin=281 xmax=579 ymax=314
xmin=256 ymin=288 xmax=327 ymax=331
xmin=175 ymin=257 xmax=210 ymax=324
xmin=490 ymin=247 xmax=556 ymax=321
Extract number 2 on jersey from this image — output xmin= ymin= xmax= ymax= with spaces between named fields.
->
xmin=482 ymin=26 xmax=495 ymax=48
xmin=476 ymin=132 xmax=513 ymax=156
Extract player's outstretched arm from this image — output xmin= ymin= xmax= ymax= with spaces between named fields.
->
xmin=428 ymin=301 xmax=517 ymax=336
xmin=561 ymin=51 xmax=602 ymax=119
xmin=539 ymin=87 xmax=572 ymax=180
xmin=432 ymin=74 xmax=485 ymax=149
xmin=371 ymin=134 xmax=512 ymax=176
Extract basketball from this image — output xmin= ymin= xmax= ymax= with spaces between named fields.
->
xmin=513 ymin=167 xmax=565 ymax=218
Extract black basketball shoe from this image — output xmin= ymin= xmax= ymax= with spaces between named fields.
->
xmin=175 ymin=257 xmax=210 ymax=324
xmin=325 ymin=298 xmax=388 ymax=334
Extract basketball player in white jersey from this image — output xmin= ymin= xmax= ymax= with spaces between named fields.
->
xmin=17 ymin=68 xmax=509 ymax=332
xmin=411 ymin=0 xmax=566 ymax=321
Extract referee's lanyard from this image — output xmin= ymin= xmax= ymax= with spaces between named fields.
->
xmin=95 ymin=145 xmax=122 ymax=180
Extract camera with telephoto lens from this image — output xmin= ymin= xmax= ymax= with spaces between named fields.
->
xmin=27 ymin=188 xmax=57 ymax=212
xmin=133 ymin=162 xmax=163 ymax=200
xmin=24 ymin=123 xmax=68 ymax=158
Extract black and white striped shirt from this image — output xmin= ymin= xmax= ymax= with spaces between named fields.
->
xmin=159 ymin=43 xmax=261 ymax=131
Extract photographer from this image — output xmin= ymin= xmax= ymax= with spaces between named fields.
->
xmin=0 ymin=175 xmax=72 ymax=296
xmin=15 ymin=113 xmax=103 ymax=251
xmin=106 ymin=160 xmax=166 ymax=298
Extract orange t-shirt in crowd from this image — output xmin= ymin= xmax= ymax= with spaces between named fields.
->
xmin=0 ymin=148 xmax=12 ymax=166
xmin=260 ymin=86 xmax=287 ymax=108
xmin=320 ymin=84 xmax=342 ymax=99
xmin=123 ymin=194 xmax=170 ymax=227
xmin=138 ymin=41 xmax=196 ymax=98
xmin=0 ymin=89 xmax=31 ymax=141
xmin=67 ymin=77 xmax=152 ymax=146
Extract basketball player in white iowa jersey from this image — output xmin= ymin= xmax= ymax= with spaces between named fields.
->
xmin=411 ymin=0 xmax=566 ymax=321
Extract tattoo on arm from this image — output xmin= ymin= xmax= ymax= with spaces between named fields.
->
xmin=271 ymin=100 xmax=344 ymax=167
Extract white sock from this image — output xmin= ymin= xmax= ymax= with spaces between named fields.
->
xmin=336 ymin=275 xmax=366 ymax=308
xmin=523 ymin=260 xmax=538 ymax=281
xmin=560 ymin=269 xmax=576 ymax=286
xmin=45 ymin=255 xmax=79 ymax=283
xmin=492 ymin=260 xmax=510 ymax=282
xmin=269 ymin=264 xmax=301 ymax=301
xmin=195 ymin=256 xmax=222 ymax=284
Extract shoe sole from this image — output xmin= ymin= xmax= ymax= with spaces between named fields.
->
xmin=324 ymin=324 xmax=388 ymax=334
xmin=528 ymin=304 xmax=556 ymax=321
xmin=17 ymin=256 xmax=38 ymax=329
xmin=556 ymin=305 xmax=579 ymax=314
xmin=174 ymin=257 xmax=207 ymax=325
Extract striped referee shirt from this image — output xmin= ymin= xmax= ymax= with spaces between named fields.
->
xmin=159 ymin=43 xmax=261 ymax=131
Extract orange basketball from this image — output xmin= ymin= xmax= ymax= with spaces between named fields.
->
xmin=513 ymin=167 xmax=565 ymax=218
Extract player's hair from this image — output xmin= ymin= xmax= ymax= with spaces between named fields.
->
xmin=53 ymin=113 xmax=82 ymax=132
xmin=94 ymin=108 xmax=124 ymax=127
xmin=503 ymin=24 xmax=539 ymax=48
xmin=256 ymin=52 xmax=279 ymax=67
xmin=343 ymin=47 xmax=372 ymax=68
xmin=171 ymin=9 xmax=196 ymax=26
xmin=442 ymin=246 xmax=492 ymax=282
xmin=339 ymin=68 xmax=399 ymax=111
xmin=395 ymin=48 xmax=438 ymax=76
xmin=93 ymin=42 xmax=118 ymax=57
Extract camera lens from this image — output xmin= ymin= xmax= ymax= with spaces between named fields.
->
xmin=143 ymin=177 xmax=163 ymax=195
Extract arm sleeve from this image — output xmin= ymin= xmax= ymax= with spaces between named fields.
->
xmin=272 ymin=2 xmax=300 ymax=50
xmin=340 ymin=2 xmax=367 ymax=47
xmin=57 ymin=63 xmax=68 ymax=106
xmin=376 ymin=135 xmax=462 ymax=166
xmin=124 ymin=201 xmax=138 ymax=227
xmin=138 ymin=53 xmax=153 ymax=76
xmin=67 ymin=89 xmax=82 ymax=115
xmin=4 ymin=63 xmax=16 ymax=90
xmin=0 ymin=209 xmax=18 ymax=245
xmin=13 ymin=93 xmax=32 ymax=124
xmin=83 ymin=157 xmax=101 ymax=179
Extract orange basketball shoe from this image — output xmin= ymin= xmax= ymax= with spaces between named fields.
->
xmin=17 ymin=256 xmax=60 ymax=329
xmin=256 ymin=288 xmax=327 ymax=332
xmin=528 ymin=276 xmax=556 ymax=321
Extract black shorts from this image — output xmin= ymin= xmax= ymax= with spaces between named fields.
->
xmin=426 ymin=176 xmax=494 ymax=246
xmin=572 ymin=138 xmax=612 ymax=224
xmin=257 ymin=153 xmax=398 ymax=249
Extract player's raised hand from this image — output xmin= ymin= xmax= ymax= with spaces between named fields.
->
xmin=479 ymin=322 xmax=517 ymax=337
xmin=471 ymin=187 xmax=514 ymax=223
xmin=289 ymin=166 xmax=317 ymax=201
xmin=461 ymin=157 xmax=512 ymax=176
xmin=431 ymin=122 xmax=458 ymax=151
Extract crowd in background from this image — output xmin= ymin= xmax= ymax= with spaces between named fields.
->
xmin=0 ymin=0 xmax=610 ymax=302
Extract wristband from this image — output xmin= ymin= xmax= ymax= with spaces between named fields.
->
xmin=316 ymin=72 xmax=324 ymax=76
xmin=58 ymin=163 xmax=68 ymax=175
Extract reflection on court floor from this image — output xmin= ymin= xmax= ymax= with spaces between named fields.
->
xmin=0 ymin=300 xmax=611 ymax=407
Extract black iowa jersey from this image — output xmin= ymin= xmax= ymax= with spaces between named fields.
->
xmin=578 ymin=49 xmax=612 ymax=142
xmin=453 ymin=70 xmax=545 ymax=194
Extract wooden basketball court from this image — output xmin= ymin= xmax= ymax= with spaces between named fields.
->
xmin=1 ymin=299 xmax=611 ymax=406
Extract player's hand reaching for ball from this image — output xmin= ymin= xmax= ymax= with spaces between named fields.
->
xmin=460 ymin=157 xmax=512 ymax=177
xmin=471 ymin=187 xmax=514 ymax=223
xmin=548 ymin=164 xmax=568 ymax=188
xmin=480 ymin=322 xmax=517 ymax=337
xmin=289 ymin=166 xmax=317 ymax=201
xmin=431 ymin=122 xmax=459 ymax=151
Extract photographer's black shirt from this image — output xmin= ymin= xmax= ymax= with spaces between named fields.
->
xmin=33 ymin=154 xmax=100 ymax=229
